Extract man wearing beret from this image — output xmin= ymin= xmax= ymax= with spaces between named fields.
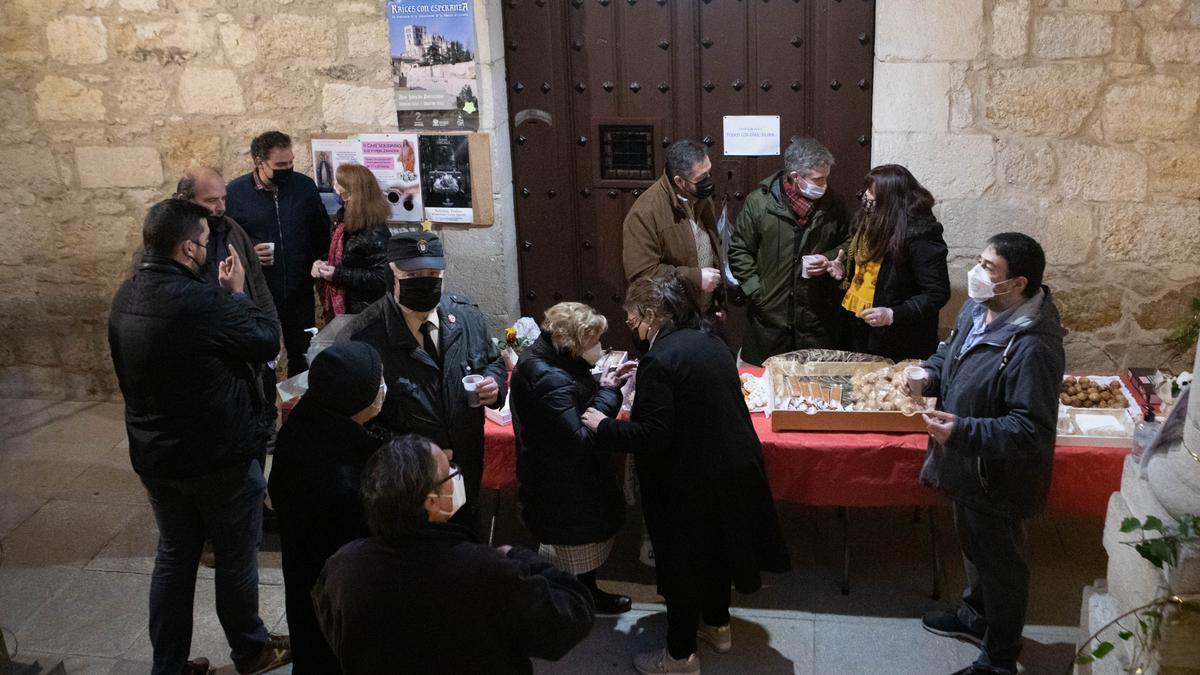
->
xmin=342 ymin=231 xmax=507 ymax=531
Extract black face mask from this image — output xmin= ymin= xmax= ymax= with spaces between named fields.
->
xmin=268 ymin=167 xmax=293 ymax=186
xmin=206 ymin=214 xmax=224 ymax=230
xmin=629 ymin=326 xmax=651 ymax=356
xmin=694 ymin=175 xmax=715 ymax=199
xmin=397 ymin=277 xmax=443 ymax=313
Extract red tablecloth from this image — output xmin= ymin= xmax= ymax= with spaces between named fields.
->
xmin=482 ymin=417 xmax=1125 ymax=518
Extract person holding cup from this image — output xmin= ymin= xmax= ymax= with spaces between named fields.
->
xmin=341 ymin=231 xmax=507 ymax=533
xmin=728 ymin=137 xmax=851 ymax=366
xmin=509 ymin=302 xmax=638 ymax=616
xmin=834 ymin=164 xmax=950 ymax=362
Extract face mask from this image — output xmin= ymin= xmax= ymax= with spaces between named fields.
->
xmin=581 ymin=343 xmax=604 ymax=365
xmin=694 ymin=175 xmax=715 ymax=199
xmin=268 ymin=167 xmax=293 ymax=185
xmin=629 ymin=324 xmax=651 ymax=356
xmin=860 ymin=194 xmax=875 ymax=213
xmin=380 ymin=382 xmax=388 ymax=398
xmin=967 ymin=263 xmax=1014 ymax=302
xmin=797 ymin=176 xmax=826 ymax=200
xmin=333 ymin=190 xmax=345 ymax=207
xmin=397 ymin=277 xmax=442 ymax=313
xmin=431 ymin=471 xmax=466 ymax=519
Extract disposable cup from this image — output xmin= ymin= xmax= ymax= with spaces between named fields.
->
xmin=462 ymin=374 xmax=484 ymax=408
xmin=904 ymin=366 xmax=928 ymax=399
xmin=801 ymin=254 xmax=822 ymax=279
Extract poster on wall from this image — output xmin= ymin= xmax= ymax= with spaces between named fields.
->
xmin=387 ymin=1 xmax=480 ymax=131
xmin=311 ymin=138 xmax=363 ymax=215
xmin=358 ymin=133 xmax=424 ymax=223
xmin=723 ymin=115 xmax=781 ymax=156
xmin=418 ymin=134 xmax=472 ymax=224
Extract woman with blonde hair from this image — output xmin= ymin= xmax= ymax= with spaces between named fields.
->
xmin=311 ymin=163 xmax=393 ymax=317
xmin=509 ymin=302 xmax=637 ymax=615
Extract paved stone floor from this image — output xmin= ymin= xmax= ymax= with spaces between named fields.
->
xmin=0 ymin=398 xmax=1102 ymax=674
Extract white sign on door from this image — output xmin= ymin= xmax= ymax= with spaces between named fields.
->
xmin=722 ymin=115 xmax=781 ymax=156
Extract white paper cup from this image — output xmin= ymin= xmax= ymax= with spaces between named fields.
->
xmin=462 ymin=374 xmax=484 ymax=408
xmin=260 ymin=242 xmax=275 ymax=266
xmin=801 ymin=254 xmax=822 ymax=279
xmin=904 ymin=366 xmax=928 ymax=398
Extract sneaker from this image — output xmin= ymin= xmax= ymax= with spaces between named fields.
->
xmin=237 ymin=633 xmax=291 ymax=675
xmin=183 ymin=658 xmax=212 ymax=675
xmin=951 ymin=666 xmax=1017 ymax=675
xmin=591 ymin=588 xmax=632 ymax=615
xmin=634 ymin=648 xmax=700 ymax=675
xmin=922 ymin=609 xmax=985 ymax=646
xmin=696 ymin=622 xmax=731 ymax=653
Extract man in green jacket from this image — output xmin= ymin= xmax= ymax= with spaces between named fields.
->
xmin=728 ymin=137 xmax=850 ymax=366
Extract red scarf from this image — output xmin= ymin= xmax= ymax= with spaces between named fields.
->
xmin=781 ymin=175 xmax=815 ymax=226
xmin=321 ymin=222 xmax=347 ymax=318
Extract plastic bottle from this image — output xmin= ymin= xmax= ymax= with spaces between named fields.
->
xmin=1130 ymin=410 xmax=1160 ymax=465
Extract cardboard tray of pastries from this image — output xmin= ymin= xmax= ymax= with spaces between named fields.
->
xmin=763 ymin=351 xmax=935 ymax=433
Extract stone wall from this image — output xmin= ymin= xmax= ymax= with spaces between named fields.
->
xmin=873 ymin=0 xmax=1200 ymax=373
xmin=0 ymin=0 xmax=519 ymax=400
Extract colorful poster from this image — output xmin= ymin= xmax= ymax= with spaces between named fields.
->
xmin=387 ymin=1 xmax=480 ymax=131
xmin=358 ymin=133 xmax=424 ymax=223
xmin=418 ymin=134 xmax=472 ymax=224
xmin=311 ymin=138 xmax=364 ymax=215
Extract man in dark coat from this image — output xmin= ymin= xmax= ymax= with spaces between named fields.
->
xmin=108 ymin=199 xmax=289 ymax=675
xmin=268 ymin=342 xmax=388 ymax=675
xmin=623 ymin=139 xmax=726 ymax=316
xmin=908 ymin=232 xmax=1066 ymax=675
xmin=728 ymin=137 xmax=851 ymax=365
xmin=341 ymin=231 xmax=507 ymax=532
xmin=225 ymin=130 xmax=331 ymax=377
xmin=312 ymin=434 xmax=594 ymax=675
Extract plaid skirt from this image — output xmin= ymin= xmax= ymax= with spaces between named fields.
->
xmin=537 ymin=537 xmax=616 ymax=575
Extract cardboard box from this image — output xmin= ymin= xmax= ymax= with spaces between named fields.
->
xmin=765 ymin=360 xmax=933 ymax=433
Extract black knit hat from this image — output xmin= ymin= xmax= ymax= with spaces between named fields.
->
xmin=387 ymin=231 xmax=446 ymax=271
xmin=305 ymin=342 xmax=384 ymax=417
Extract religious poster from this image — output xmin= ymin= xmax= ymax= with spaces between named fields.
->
xmin=311 ymin=138 xmax=364 ymax=215
xmin=358 ymin=133 xmax=424 ymax=223
xmin=387 ymin=1 xmax=480 ymax=131
xmin=418 ymin=134 xmax=472 ymax=224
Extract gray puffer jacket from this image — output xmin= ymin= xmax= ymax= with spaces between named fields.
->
xmin=918 ymin=287 xmax=1066 ymax=518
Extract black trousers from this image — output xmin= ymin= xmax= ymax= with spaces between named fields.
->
xmin=664 ymin=567 xmax=732 ymax=659
xmin=954 ymin=501 xmax=1029 ymax=673
xmin=277 ymin=287 xmax=315 ymax=377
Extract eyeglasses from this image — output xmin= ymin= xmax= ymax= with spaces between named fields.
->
xmin=189 ymin=239 xmax=209 ymax=249
xmin=436 ymin=463 xmax=462 ymax=486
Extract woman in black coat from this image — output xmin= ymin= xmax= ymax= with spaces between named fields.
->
xmin=583 ymin=274 xmax=791 ymax=675
xmin=510 ymin=302 xmax=637 ymax=615
xmin=836 ymin=164 xmax=950 ymax=362
xmin=267 ymin=342 xmax=388 ymax=675
xmin=311 ymin=163 xmax=393 ymax=317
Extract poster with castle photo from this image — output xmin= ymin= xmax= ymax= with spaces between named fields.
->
xmin=418 ymin=134 xmax=472 ymax=224
xmin=388 ymin=1 xmax=480 ymax=131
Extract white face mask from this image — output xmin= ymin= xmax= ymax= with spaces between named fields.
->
xmin=581 ymin=343 xmax=604 ymax=365
xmin=967 ymin=263 xmax=1014 ymax=302
xmin=430 ymin=471 xmax=466 ymax=520
xmin=794 ymin=174 xmax=826 ymax=200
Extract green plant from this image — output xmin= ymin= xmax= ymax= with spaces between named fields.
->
xmin=1070 ymin=514 xmax=1200 ymax=673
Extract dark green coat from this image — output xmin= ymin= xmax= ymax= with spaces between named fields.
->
xmin=728 ymin=172 xmax=851 ymax=365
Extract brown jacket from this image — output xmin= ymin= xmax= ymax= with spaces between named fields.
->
xmin=621 ymin=172 xmax=724 ymax=312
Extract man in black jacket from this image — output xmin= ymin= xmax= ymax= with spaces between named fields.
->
xmin=312 ymin=434 xmax=594 ymax=675
xmin=109 ymin=200 xmax=290 ymax=675
xmin=905 ymin=232 xmax=1066 ymax=675
xmin=226 ymin=130 xmax=330 ymax=377
xmin=342 ymin=231 xmax=507 ymax=532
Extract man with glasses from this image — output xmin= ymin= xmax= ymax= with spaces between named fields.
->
xmin=313 ymin=434 xmax=594 ymax=674
xmin=342 ymin=231 xmax=507 ymax=533
xmin=728 ymin=136 xmax=851 ymax=365
xmin=109 ymin=200 xmax=290 ymax=675
xmin=623 ymin=139 xmax=726 ymax=317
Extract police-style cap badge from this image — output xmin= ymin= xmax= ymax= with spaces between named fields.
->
xmin=387 ymin=231 xmax=446 ymax=271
